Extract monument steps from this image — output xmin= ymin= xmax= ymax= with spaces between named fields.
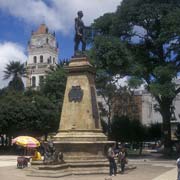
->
xmin=26 ymin=163 xmax=136 ymax=178
xmin=33 ymin=161 xmax=109 ymax=170
xmin=27 ymin=160 xmax=110 ymax=177
xmin=26 ymin=166 xmax=109 ymax=178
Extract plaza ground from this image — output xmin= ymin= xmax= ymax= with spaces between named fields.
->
xmin=0 ymin=155 xmax=177 ymax=180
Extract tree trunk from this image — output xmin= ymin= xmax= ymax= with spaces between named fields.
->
xmin=157 ymin=97 xmax=173 ymax=156
xmin=139 ymin=142 xmax=143 ymax=155
xmin=162 ymin=117 xmax=172 ymax=155
xmin=161 ymin=103 xmax=172 ymax=155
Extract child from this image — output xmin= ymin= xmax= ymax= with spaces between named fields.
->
xmin=118 ymin=148 xmax=127 ymax=174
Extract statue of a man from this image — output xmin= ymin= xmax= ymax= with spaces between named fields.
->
xmin=74 ymin=11 xmax=86 ymax=55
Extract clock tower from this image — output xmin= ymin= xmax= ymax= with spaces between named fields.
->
xmin=26 ymin=24 xmax=58 ymax=89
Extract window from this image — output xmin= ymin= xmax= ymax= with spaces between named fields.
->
xmin=48 ymin=56 xmax=52 ymax=64
xmin=32 ymin=76 xmax=36 ymax=87
xmin=39 ymin=76 xmax=44 ymax=84
xmin=33 ymin=56 xmax=37 ymax=63
xmin=53 ymin=57 xmax=55 ymax=64
xmin=40 ymin=55 xmax=43 ymax=63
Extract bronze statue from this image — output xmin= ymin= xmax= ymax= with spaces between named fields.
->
xmin=74 ymin=11 xmax=86 ymax=56
xmin=43 ymin=141 xmax=64 ymax=164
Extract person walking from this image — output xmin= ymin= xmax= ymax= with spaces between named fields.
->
xmin=107 ymin=144 xmax=117 ymax=176
xmin=177 ymin=157 xmax=180 ymax=180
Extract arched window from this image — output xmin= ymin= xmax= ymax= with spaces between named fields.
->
xmin=32 ymin=76 xmax=36 ymax=87
xmin=53 ymin=57 xmax=55 ymax=64
xmin=40 ymin=55 xmax=43 ymax=63
xmin=33 ymin=56 xmax=37 ymax=63
xmin=48 ymin=56 xmax=52 ymax=64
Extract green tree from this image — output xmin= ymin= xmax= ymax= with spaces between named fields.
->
xmin=40 ymin=64 xmax=67 ymax=108
xmin=96 ymin=70 xmax=117 ymax=136
xmin=27 ymin=94 xmax=59 ymax=139
xmin=147 ymin=123 xmax=162 ymax=141
xmin=111 ymin=116 xmax=145 ymax=142
xmin=0 ymin=91 xmax=59 ymax=141
xmin=111 ymin=115 xmax=146 ymax=154
xmin=91 ymin=0 xmax=180 ymax=154
xmin=3 ymin=61 xmax=26 ymax=91
xmin=111 ymin=116 xmax=132 ymax=142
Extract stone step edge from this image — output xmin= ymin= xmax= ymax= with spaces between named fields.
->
xmin=27 ymin=170 xmax=109 ymax=178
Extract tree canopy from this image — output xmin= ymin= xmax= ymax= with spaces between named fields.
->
xmin=0 ymin=62 xmax=67 ymax=142
xmin=111 ymin=115 xmax=145 ymax=143
xmin=39 ymin=64 xmax=67 ymax=107
xmin=0 ymin=91 xmax=59 ymax=138
xmin=91 ymin=0 xmax=180 ymax=153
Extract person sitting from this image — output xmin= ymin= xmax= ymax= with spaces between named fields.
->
xmin=32 ymin=149 xmax=42 ymax=161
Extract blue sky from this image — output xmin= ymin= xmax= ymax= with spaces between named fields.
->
xmin=0 ymin=0 xmax=122 ymax=88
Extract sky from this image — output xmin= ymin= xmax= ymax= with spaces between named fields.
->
xmin=0 ymin=0 xmax=122 ymax=88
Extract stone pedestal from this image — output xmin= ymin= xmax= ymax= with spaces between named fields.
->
xmin=53 ymin=56 xmax=112 ymax=163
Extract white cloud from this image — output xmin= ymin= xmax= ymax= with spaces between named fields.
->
xmin=0 ymin=42 xmax=27 ymax=88
xmin=116 ymin=76 xmax=129 ymax=87
xmin=0 ymin=0 xmax=122 ymax=34
xmin=0 ymin=0 xmax=122 ymax=88
xmin=116 ymin=76 xmax=146 ymax=91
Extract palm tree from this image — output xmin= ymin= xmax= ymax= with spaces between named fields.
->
xmin=3 ymin=61 xmax=26 ymax=91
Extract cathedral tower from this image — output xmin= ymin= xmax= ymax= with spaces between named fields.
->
xmin=26 ymin=24 xmax=58 ymax=89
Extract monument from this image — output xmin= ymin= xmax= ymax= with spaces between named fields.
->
xmin=29 ymin=11 xmax=113 ymax=177
xmin=53 ymin=10 xmax=113 ymax=172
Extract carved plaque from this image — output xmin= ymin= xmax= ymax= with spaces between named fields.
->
xmin=91 ymin=87 xmax=99 ymax=128
xmin=68 ymin=86 xmax=83 ymax=102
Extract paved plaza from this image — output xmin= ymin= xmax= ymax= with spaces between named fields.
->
xmin=0 ymin=155 xmax=177 ymax=180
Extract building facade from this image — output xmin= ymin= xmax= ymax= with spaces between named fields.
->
xmin=141 ymin=83 xmax=180 ymax=126
xmin=112 ymin=92 xmax=142 ymax=121
xmin=26 ymin=24 xmax=58 ymax=89
xmin=97 ymin=90 xmax=142 ymax=123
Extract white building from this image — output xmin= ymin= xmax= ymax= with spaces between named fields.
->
xmin=141 ymin=79 xmax=180 ymax=126
xmin=26 ymin=24 xmax=58 ymax=89
xmin=141 ymin=91 xmax=162 ymax=125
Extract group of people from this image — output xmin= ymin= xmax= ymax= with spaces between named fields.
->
xmin=108 ymin=143 xmax=128 ymax=176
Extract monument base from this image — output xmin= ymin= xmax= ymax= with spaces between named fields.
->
xmin=28 ymin=160 xmax=109 ymax=178
xmin=53 ymin=140 xmax=111 ymax=162
xmin=53 ymin=129 xmax=113 ymax=162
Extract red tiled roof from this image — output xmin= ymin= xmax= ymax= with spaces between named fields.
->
xmin=34 ymin=24 xmax=48 ymax=35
